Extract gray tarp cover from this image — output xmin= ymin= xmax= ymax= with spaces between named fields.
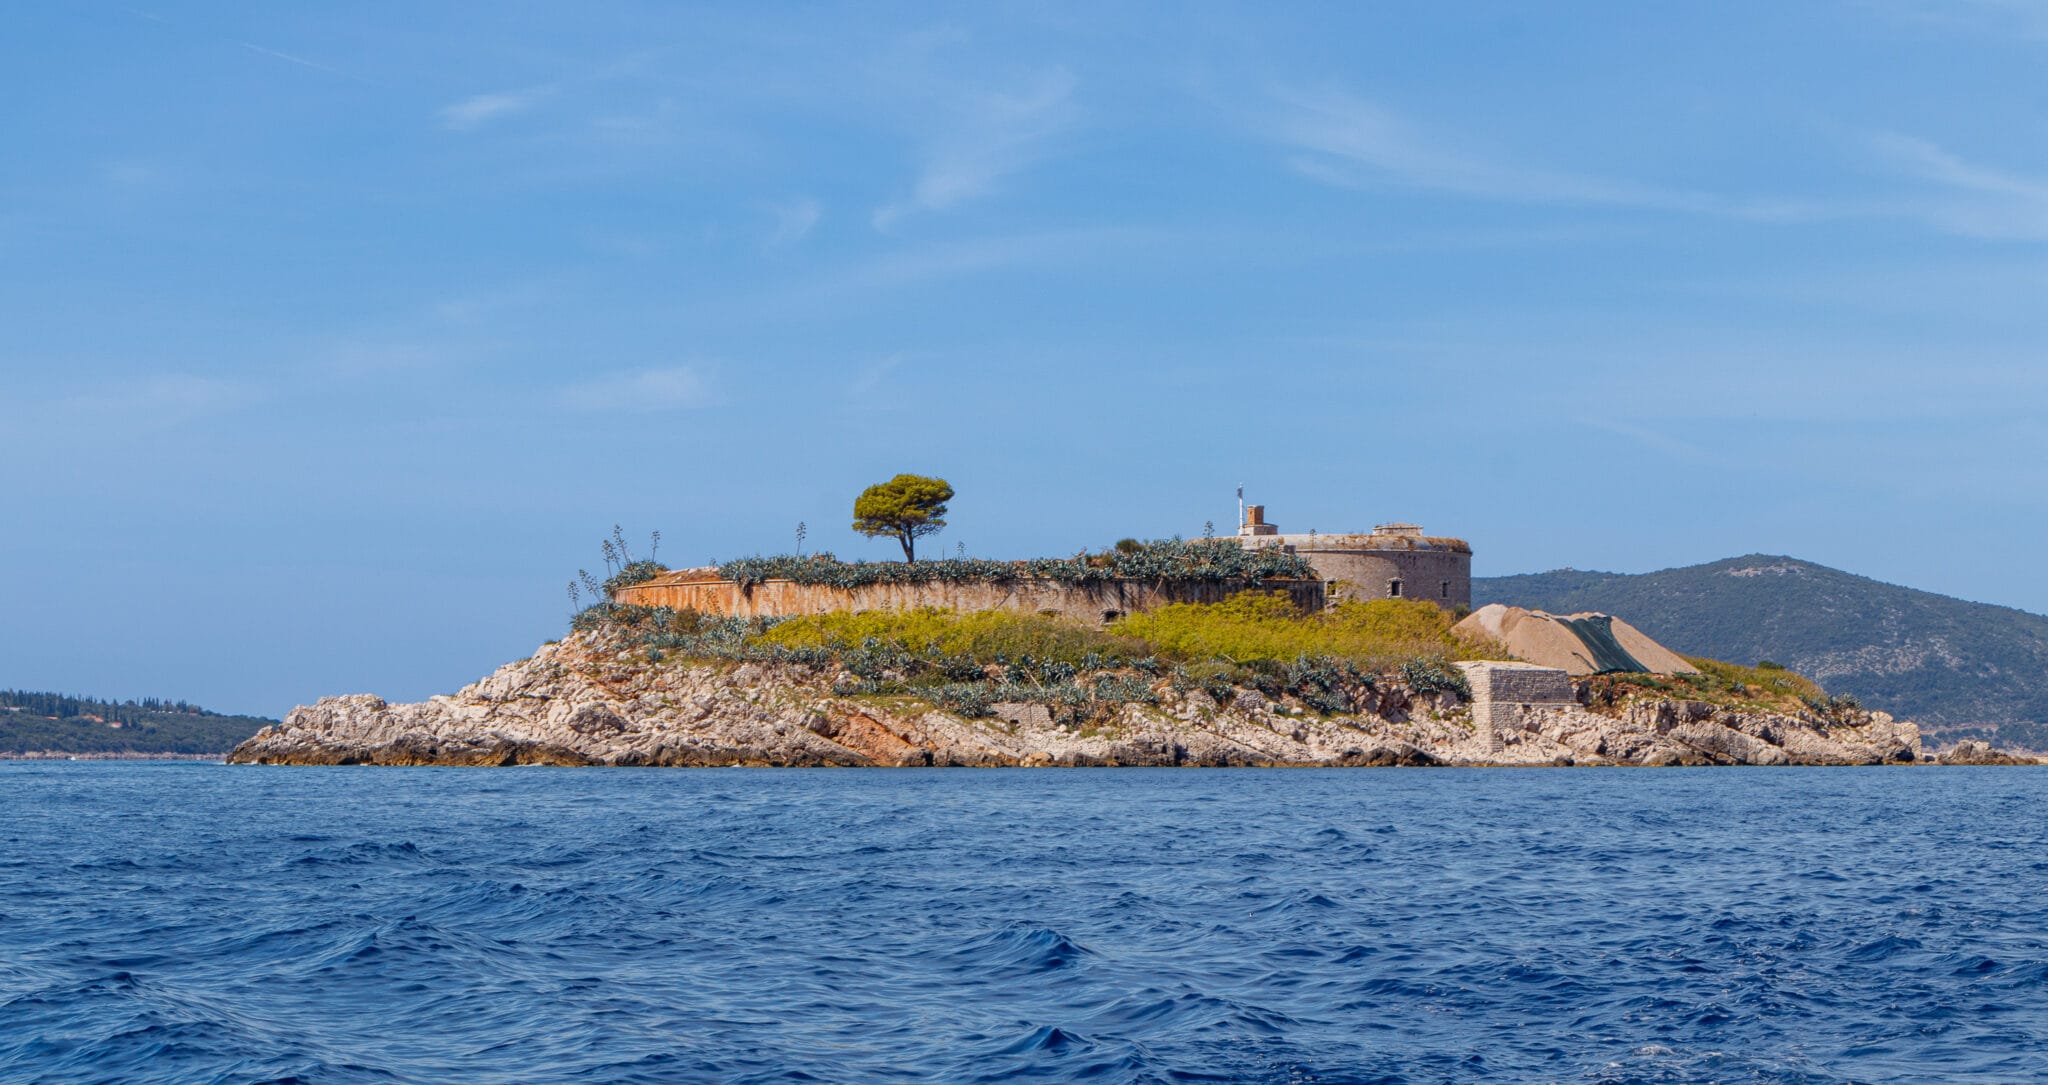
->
xmin=1554 ymin=615 xmax=1650 ymax=674
xmin=1453 ymin=605 xmax=1699 ymax=676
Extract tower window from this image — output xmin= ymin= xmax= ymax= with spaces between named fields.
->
xmin=1388 ymin=579 xmax=1403 ymax=598
xmin=1441 ymin=580 xmax=1451 ymax=599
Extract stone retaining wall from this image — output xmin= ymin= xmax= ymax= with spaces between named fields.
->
xmin=614 ymin=571 xmax=1326 ymax=625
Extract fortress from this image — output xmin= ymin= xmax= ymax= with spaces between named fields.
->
xmin=1234 ymin=506 xmax=1472 ymax=610
xmin=613 ymin=506 xmax=1473 ymax=622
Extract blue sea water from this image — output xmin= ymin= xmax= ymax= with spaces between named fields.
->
xmin=2 ymin=765 xmax=2045 ymax=1084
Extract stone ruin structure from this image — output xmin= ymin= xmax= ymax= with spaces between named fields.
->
xmin=1235 ymin=505 xmax=1472 ymax=609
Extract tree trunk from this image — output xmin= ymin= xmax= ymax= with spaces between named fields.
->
xmin=900 ymin=532 xmax=915 ymax=562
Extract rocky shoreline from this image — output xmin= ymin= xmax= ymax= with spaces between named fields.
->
xmin=227 ymin=633 xmax=2038 ymax=767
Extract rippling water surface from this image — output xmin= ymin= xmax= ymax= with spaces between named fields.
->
xmin=3 ymin=764 xmax=2046 ymax=1083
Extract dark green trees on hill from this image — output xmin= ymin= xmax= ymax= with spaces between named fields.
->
xmin=1475 ymin=555 xmax=2048 ymax=748
xmin=0 ymin=691 xmax=275 ymax=756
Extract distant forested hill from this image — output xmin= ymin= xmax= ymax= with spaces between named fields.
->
xmin=0 ymin=691 xmax=275 ymax=756
xmin=1475 ymin=556 xmax=2048 ymax=749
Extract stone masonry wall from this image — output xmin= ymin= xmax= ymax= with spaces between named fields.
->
xmin=1238 ymin=533 xmax=1472 ymax=609
xmin=1456 ymin=661 xmax=1578 ymax=734
xmin=614 ymin=574 xmax=1326 ymax=625
xmin=1302 ymin=549 xmax=1472 ymax=609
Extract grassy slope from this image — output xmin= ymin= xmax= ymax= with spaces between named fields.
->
xmin=760 ymin=594 xmax=1490 ymax=670
xmin=1476 ymin=555 xmax=2048 ymax=745
xmin=628 ymin=595 xmax=1823 ymax=723
xmin=601 ymin=594 xmax=1486 ymax=721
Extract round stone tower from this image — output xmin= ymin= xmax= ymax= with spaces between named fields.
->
xmin=1236 ymin=507 xmax=1472 ymax=609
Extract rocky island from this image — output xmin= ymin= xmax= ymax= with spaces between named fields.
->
xmin=230 ymin=512 xmax=2039 ymax=769
xmin=229 ymin=603 xmax=1991 ymax=769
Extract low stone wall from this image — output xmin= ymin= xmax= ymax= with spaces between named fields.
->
xmin=614 ymin=571 xmax=1325 ymax=625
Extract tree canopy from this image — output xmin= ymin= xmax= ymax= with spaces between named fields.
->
xmin=852 ymin=474 xmax=954 ymax=562
xmin=0 ymin=690 xmax=275 ymax=755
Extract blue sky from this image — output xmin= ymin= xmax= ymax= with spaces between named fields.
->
xmin=6 ymin=2 xmax=2048 ymax=716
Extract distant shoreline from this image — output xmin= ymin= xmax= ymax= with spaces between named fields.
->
xmin=3 ymin=752 xmax=227 ymax=762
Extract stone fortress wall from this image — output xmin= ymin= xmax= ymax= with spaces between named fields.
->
xmin=614 ymin=570 xmax=1327 ymax=625
xmin=1233 ymin=506 xmax=1472 ymax=610
xmin=613 ymin=505 xmax=1469 ymax=622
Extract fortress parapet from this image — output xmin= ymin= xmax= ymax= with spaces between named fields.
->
xmin=1237 ymin=509 xmax=1473 ymax=609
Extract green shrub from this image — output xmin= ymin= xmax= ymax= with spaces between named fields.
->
xmin=758 ymin=607 xmax=1151 ymax=664
xmin=1685 ymin=656 xmax=1823 ymax=703
xmin=1399 ymin=660 xmax=1471 ymax=699
xmin=1112 ymin=592 xmax=1482 ymax=669
xmin=574 ymin=594 xmax=1497 ymax=723
xmin=603 ymin=559 xmax=666 ymax=596
xmin=1584 ymin=656 xmax=1831 ymax=715
xmin=931 ymin=683 xmax=994 ymax=717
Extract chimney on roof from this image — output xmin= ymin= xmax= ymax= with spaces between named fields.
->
xmin=1241 ymin=504 xmax=1278 ymax=536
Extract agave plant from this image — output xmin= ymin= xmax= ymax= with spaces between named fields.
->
xmin=1399 ymin=659 xmax=1470 ymax=699
xmin=717 ymin=538 xmax=1313 ymax=590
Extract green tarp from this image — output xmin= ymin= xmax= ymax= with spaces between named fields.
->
xmin=1555 ymin=615 xmax=1650 ymax=674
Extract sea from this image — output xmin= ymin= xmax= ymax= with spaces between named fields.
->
xmin=2 ymin=764 xmax=2044 ymax=1084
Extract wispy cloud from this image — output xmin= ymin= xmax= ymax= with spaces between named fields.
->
xmin=768 ymin=198 xmax=823 ymax=247
xmin=49 ymin=374 xmax=262 ymax=425
xmin=1873 ymin=134 xmax=2048 ymax=201
xmin=239 ymin=41 xmax=348 ymax=78
xmin=561 ymin=366 xmax=711 ymax=412
xmin=847 ymin=354 xmax=905 ymax=398
xmin=1867 ymin=0 xmax=2048 ymax=42
xmin=1869 ymin=133 xmax=2048 ymax=240
xmin=1272 ymin=90 xmax=2048 ymax=243
xmin=239 ymin=41 xmax=384 ymax=86
xmin=104 ymin=160 xmax=169 ymax=190
xmin=1273 ymin=90 xmax=1636 ymax=203
xmin=314 ymin=339 xmax=467 ymax=379
xmin=427 ymin=280 xmax=567 ymax=326
xmin=1267 ymin=89 xmax=1829 ymax=222
xmin=440 ymin=86 xmax=554 ymax=131
xmin=587 ymin=97 xmax=683 ymax=146
xmin=775 ymin=227 xmax=1161 ymax=312
xmin=873 ymin=68 xmax=1078 ymax=230
xmin=1576 ymin=418 xmax=1717 ymax=464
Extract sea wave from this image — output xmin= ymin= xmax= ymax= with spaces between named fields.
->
xmin=3 ymin=764 xmax=2046 ymax=1082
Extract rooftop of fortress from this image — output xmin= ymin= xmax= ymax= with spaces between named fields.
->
xmin=1236 ymin=506 xmax=1472 ymax=554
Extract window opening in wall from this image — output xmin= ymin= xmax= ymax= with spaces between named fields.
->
xmin=1441 ymin=580 xmax=1451 ymax=599
xmin=1388 ymin=579 xmax=1403 ymax=598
